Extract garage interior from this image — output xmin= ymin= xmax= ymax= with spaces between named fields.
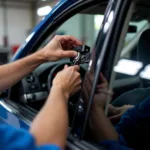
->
xmin=0 ymin=0 xmax=101 ymax=64
xmin=0 ymin=0 xmax=60 ymax=63
xmin=0 ymin=0 xmax=149 ymax=69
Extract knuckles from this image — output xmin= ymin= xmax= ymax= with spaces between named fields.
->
xmin=54 ymin=35 xmax=60 ymax=39
xmin=58 ymin=51 xmax=64 ymax=57
xmin=76 ymin=72 xmax=80 ymax=77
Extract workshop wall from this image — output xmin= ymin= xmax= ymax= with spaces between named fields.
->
xmin=0 ymin=2 xmax=32 ymax=47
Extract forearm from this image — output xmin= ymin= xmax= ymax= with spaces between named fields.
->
xmin=0 ymin=51 xmax=46 ymax=92
xmin=90 ymin=107 xmax=118 ymax=142
xmin=30 ymin=86 xmax=68 ymax=149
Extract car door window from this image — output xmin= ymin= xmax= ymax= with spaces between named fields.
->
xmin=121 ymin=20 xmax=148 ymax=60
xmin=111 ymin=19 xmax=149 ymax=104
xmin=33 ymin=7 xmax=106 ymax=123
xmin=39 ymin=13 xmax=104 ymax=50
xmin=10 ymin=2 xmax=107 ymax=129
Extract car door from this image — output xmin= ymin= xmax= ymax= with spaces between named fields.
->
xmin=1 ymin=0 xmax=105 ymax=127
xmin=79 ymin=0 xmax=135 ymax=140
xmin=7 ymin=0 xmax=110 ymax=126
xmin=0 ymin=0 xmax=136 ymax=149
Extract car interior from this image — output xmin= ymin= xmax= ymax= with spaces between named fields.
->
xmin=8 ymin=2 xmax=108 ymax=127
xmin=110 ymin=0 xmax=150 ymax=105
xmin=7 ymin=0 xmax=150 ymax=142
xmin=112 ymin=28 xmax=150 ymax=107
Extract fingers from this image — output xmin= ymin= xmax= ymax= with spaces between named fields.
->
xmin=71 ymin=86 xmax=81 ymax=96
xmin=64 ymin=65 xmax=80 ymax=72
xmin=108 ymin=105 xmax=120 ymax=116
xmin=61 ymin=35 xmax=82 ymax=46
xmin=55 ymin=35 xmax=82 ymax=59
xmin=95 ymin=73 xmax=108 ymax=91
xmin=63 ymin=65 xmax=80 ymax=74
xmin=97 ymin=83 xmax=108 ymax=89
xmin=109 ymin=113 xmax=122 ymax=121
xmin=64 ymin=65 xmax=69 ymax=69
xmin=100 ymin=73 xmax=108 ymax=84
xmin=60 ymin=50 xmax=78 ymax=58
xmin=86 ymin=72 xmax=94 ymax=85
xmin=71 ymin=65 xmax=80 ymax=72
xmin=85 ymin=74 xmax=93 ymax=93
xmin=75 ymin=86 xmax=82 ymax=93
xmin=56 ymin=35 xmax=82 ymax=46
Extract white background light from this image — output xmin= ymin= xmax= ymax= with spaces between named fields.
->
xmin=140 ymin=65 xmax=150 ymax=80
xmin=114 ymin=59 xmax=143 ymax=76
xmin=37 ymin=6 xmax=52 ymax=16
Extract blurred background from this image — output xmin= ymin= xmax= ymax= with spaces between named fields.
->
xmin=0 ymin=0 xmax=147 ymax=64
xmin=0 ymin=0 xmax=105 ymax=64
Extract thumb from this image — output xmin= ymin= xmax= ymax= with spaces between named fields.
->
xmin=100 ymin=73 xmax=107 ymax=83
xmin=109 ymin=113 xmax=122 ymax=121
xmin=61 ymin=50 xmax=78 ymax=58
xmin=64 ymin=65 xmax=69 ymax=69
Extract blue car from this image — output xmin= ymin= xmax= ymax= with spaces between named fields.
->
xmin=0 ymin=0 xmax=150 ymax=149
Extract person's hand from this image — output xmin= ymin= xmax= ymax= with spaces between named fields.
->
xmin=82 ymin=72 xmax=112 ymax=109
xmin=93 ymin=73 xmax=112 ymax=109
xmin=52 ymin=65 xmax=82 ymax=98
xmin=108 ymin=104 xmax=134 ymax=124
xmin=39 ymin=35 xmax=82 ymax=61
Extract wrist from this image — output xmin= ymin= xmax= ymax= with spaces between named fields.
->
xmin=35 ymin=49 xmax=49 ymax=63
xmin=51 ymin=85 xmax=69 ymax=100
xmin=91 ymin=105 xmax=104 ymax=113
xmin=92 ymin=102 xmax=104 ymax=110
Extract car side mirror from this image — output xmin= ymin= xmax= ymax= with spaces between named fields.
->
xmin=128 ymin=25 xmax=137 ymax=33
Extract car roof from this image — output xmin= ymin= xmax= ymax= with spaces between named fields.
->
xmin=133 ymin=0 xmax=150 ymax=21
xmin=137 ymin=0 xmax=150 ymax=6
xmin=81 ymin=0 xmax=150 ymax=21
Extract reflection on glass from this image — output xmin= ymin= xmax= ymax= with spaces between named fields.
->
xmin=37 ymin=6 xmax=52 ymax=16
xmin=114 ymin=59 xmax=143 ymax=76
xmin=104 ymin=11 xmax=114 ymax=32
xmin=140 ymin=65 xmax=150 ymax=80
xmin=26 ymin=32 xmax=35 ymax=43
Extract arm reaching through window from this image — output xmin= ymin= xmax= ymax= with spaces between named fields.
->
xmin=82 ymin=72 xmax=118 ymax=141
xmin=108 ymin=104 xmax=134 ymax=125
xmin=30 ymin=65 xmax=81 ymax=149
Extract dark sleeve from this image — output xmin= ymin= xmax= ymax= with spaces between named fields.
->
xmin=115 ymin=96 xmax=150 ymax=150
xmin=101 ymin=139 xmax=134 ymax=150
xmin=0 ymin=124 xmax=61 ymax=150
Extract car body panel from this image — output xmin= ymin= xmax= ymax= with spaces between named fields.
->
xmin=0 ymin=100 xmax=30 ymax=129
xmin=80 ymin=0 xmax=133 ymax=138
xmin=0 ymin=0 xmax=137 ymax=149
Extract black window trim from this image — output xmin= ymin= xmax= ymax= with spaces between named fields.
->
xmin=81 ymin=0 xmax=133 ymax=139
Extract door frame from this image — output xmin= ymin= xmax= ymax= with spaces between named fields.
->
xmin=80 ymin=0 xmax=134 ymax=139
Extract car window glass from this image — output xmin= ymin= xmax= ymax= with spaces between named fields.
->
xmin=111 ymin=19 xmax=149 ymax=106
xmin=121 ymin=20 xmax=148 ymax=60
xmin=125 ymin=20 xmax=148 ymax=44
xmin=24 ymin=5 xmax=106 ymax=128
xmin=39 ymin=14 xmax=104 ymax=50
xmin=114 ymin=20 xmax=149 ymax=81
xmin=83 ymin=18 xmax=150 ymax=144
xmin=31 ymin=3 xmax=107 ymax=136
